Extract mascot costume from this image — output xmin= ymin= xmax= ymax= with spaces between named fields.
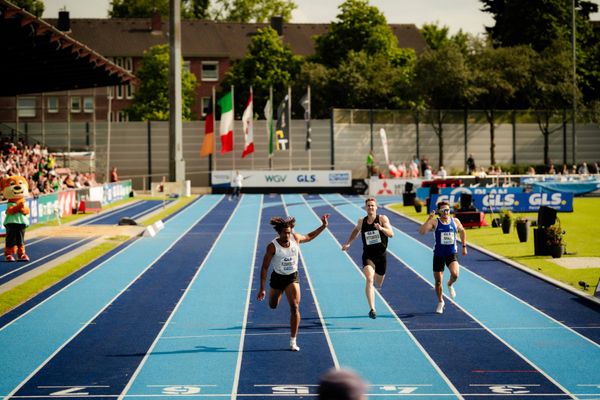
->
xmin=2 ymin=176 xmax=30 ymax=261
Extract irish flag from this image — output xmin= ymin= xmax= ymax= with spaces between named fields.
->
xmin=218 ymin=91 xmax=233 ymax=154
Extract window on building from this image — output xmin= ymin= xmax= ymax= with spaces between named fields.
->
xmin=17 ymin=97 xmax=36 ymax=117
xmin=125 ymin=57 xmax=133 ymax=72
xmin=115 ymin=57 xmax=123 ymax=67
xmin=83 ymin=96 xmax=94 ymax=113
xmin=201 ymin=97 xmax=212 ymax=117
xmin=47 ymin=96 xmax=59 ymax=113
xmin=117 ymin=84 xmax=123 ymax=99
xmin=201 ymin=61 xmax=218 ymax=81
xmin=71 ymin=96 xmax=81 ymax=112
xmin=126 ymin=83 xmax=134 ymax=99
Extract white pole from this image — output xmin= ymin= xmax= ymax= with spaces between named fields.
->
xmin=308 ymin=85 xmax=311 ymax=170
xmin=106 ymin=87 xmax=112 ymax=183
xmin=288 ymin=86 xmax=292 ymax=170
xmin=231 ymin=85 xmax=235 ymax=171
xmin=212 ymin=85 xmax=216 ymax=172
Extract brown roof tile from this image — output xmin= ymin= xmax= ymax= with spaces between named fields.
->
xmin=47 ymin=17 xmax=427 ymax=59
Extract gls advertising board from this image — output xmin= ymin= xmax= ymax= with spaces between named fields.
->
xmin=211 ymin=170 xmax=352 ymax=188
xmin=430 ymin=192 xmax=574 ymax=213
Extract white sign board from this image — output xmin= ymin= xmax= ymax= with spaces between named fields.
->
xmin=212 ymin=170 xmax=352 ymax=188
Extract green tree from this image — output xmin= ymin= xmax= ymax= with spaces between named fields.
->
xmin=314 ymin=0 xmax=402 ymax=68
xmin=326 ymin=50 xmax=415 ymax=110
xmin=221 ymin=27 xmax=302 ymax=116
xmin=480 ymin=0 xmax=596 ymax=51
xmin=413 ymin=45 xmax=472 ymax=167
xmin=211 ymin=0 xmax=296 ymax=22
xmin=525 ymin=41 xmax=580 ymax=165
xmin=109 ymin=0 xmax=210 ymax=19
xmin=480 ymin=0 xmax=599 ymax=103
xmin=11 ymin=0 xmax=44 ymax=17
xmin=128 ymin=44 xmax=197 ymax=121
xmin=292 ymin=62 xmax=332 ymax=119
xmin=421 ymin=22 xmax=471 ymax=54
xmin=469 ymin=42 xmax=534 ymax=164
xmin=421 ymin=23 xmax=450 ymax=50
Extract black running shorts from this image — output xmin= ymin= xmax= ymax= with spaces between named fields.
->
xmin=270 ymin=271 xmax=299 ymax=290
xmin=433 ymin=254 xmax=458 ymax=272
xmin=362 ymin=254 xmax=387 ymax=276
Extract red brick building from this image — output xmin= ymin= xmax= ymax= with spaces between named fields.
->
xmin=0 ymin=13 xmax=426 ymax=125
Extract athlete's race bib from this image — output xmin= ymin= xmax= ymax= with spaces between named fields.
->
xmin=365 ymin=230 xmax=382 ymax=245
xmin=281 ymin=257 xmax=296 ymax=272
xmin=440 ymin=231 xmax=455 ymax=245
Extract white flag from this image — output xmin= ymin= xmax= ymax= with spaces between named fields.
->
xmin=241 ymin=91 xmax=254 ymax=158
xmin=379 ymin=128 xmax=389 ymax=166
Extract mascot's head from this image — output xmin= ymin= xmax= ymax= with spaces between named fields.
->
xmin=1 ymin=176 xmax=29 ymax=201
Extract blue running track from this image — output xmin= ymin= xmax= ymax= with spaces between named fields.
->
xmin=0 ymin=194 xmax=598 ymax=400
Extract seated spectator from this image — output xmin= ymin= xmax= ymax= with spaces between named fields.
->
xmin=476 ymin=167 xmax=487 ymax=178
xmin=110 ymin=167 xmax=119 ymax=182
xmin=388 ymin=162 xmax=401 ymax=178
xmin=63 ymin=174 xmax=76 ymax=189
xmin=437 ymin=166 xmax=447 ymax=179
xmin=397 ymin=162 xmax=406 ymax=178
xmin=548 ymin=164 xmax=556 ymax=174
xmin=578 ymin=162 xmax=589 ymax=175
xmin=423 ymin=165 xmax=433 ymax=180
xmin=527 ymin=166 xmax=536 ymax=175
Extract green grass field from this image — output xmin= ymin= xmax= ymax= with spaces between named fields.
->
xmin=388 ymin=197 xmax=600 ymax=295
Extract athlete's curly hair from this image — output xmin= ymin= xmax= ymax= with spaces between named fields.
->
xmin=270 ymin=216 xmax=296 ymax=233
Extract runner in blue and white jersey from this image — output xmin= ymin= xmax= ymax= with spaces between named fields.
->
xmin=419 ymin=201 xmax=467 ymax=314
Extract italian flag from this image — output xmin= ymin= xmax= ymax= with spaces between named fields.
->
xmin=218 ymin=91 xmax=233 ymax=154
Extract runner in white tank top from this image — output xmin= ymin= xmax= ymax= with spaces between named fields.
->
xmin=257 ymin=214 xmax=330 ymax=351
xmin=270 ymin=235 xmax=299 ymax=275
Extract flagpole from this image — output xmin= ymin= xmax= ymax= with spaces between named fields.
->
xmin=288 ymin=85 xmax=292 ymax=171
xmin=308 ymin=85 xmax=311 ymax=170
xmin=231 ymin=85 xmax=235 ymax=171
xmin=250 ymin=86 xmax=255 ymax=170
xmin=211 ymin=86 xmax=216 ymax=172
xmin=269 ymin=86 xmax=273 ymax=170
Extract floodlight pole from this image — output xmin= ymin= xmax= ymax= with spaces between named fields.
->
xmin=571 ymin=0 xmax=577 ymax=164
xmin=169 ymin=0 xmax=185 ymax=182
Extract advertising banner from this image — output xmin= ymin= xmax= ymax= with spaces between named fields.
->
xmin=211 ymin=170 xmax=352 ymax=188
xmin=58 ymin=190 xmax=77 ymax=217
xmin=416 ymin=185 xmax=525 ymax=201
xmin=430 ymin=192 xmax=574 ymax=213
xmin=368 ymin=178 xmax=425 ymax=196
xmin=32 ymin=193 xmax=60 ymax=224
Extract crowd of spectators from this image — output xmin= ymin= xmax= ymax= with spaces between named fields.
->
xmin=370 ymin=150 xmax=599 ymax=181
xmin=1 ymin=137 xmax=98 ymax=198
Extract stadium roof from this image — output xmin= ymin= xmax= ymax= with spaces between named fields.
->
xmin=0 ymin=0 xmax=136 ymax=96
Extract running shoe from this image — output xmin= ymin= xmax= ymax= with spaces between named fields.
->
xmin=435 ymin=301 xmax=445 ymax=314
xmin=368 ymin=309 xmax=377 ymax=319
xmin=290 ymin=342 xmax=300 ymax=351
xmin=448 ymin=284 xmax=456 ymax=299
xmin=5 ymin=255 xmax=15 ymax=262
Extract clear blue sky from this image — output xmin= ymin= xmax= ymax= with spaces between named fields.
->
xmin=42 ymin=0 xmax=599 ymax=35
